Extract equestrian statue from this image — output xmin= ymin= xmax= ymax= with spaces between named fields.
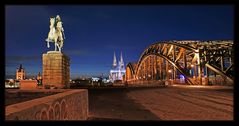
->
xmin=45 ymin=15 xmax=65 ymax=52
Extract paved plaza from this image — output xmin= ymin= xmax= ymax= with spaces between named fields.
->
xmin=88 ymin=85 xmax=233 ymax=120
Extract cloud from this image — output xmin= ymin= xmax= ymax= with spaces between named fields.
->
xmin=64 ymin=49 xmax=90 ymax=56
xmin=64 ymin=48 xmax=109 ymax=57
xmin=5 ymin=55 xmax=41 ymax=69
xmin=6 ymin=55 xmax=40 ymax=63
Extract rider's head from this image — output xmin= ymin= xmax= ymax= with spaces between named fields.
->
xmin=56 ymin=15 xmax=61 ymax=21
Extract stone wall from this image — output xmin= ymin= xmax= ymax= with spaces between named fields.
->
xmin=5 ymin=89 xmax=66 ymax=106
xmin=5 ymin=89 xmax=88 ymax=120
xmin=20 ymin=80 xmax=37 ymax=89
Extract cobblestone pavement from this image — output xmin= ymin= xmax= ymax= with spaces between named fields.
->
xmin=88 ymin=87 xmax=160 ymax=120
xmin=88 ymin=85 xmax=233 ymax=120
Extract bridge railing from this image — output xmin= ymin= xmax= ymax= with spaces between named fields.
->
xmin=126 ymin=80 xmax=165 ymax=87
xmin=126 ymin=76 xmax=233 ymax=86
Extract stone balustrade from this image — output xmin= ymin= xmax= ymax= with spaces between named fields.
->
xmin=5 ymin=89 xmax=88 ymax=120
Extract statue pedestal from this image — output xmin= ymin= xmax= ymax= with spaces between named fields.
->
xmin=42 ymin=51 xmax=70 ymax=88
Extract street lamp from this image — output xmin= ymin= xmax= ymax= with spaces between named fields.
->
xmin=190 ymin=64 xmax=193 ymax=77
xmin=168 ymin=69 xmax=173 ymax=83
xmin=148 ymin=74 xmax=151 ymax=86
xmin=168 ymin=70 xmax=172 ymax=73
xmin=191 ymin=64 xmax=194 ymax=68
xmin=191 ymin=64 xmax=195 ymax=77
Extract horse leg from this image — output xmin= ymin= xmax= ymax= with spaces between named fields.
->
xmin=47 ymin=41 xmax=50 ymax=48
xmin=57 ymin=41 xmax=61 ymax=52
xmin=59 ymin=45 xmax=61 ymax=52
xmin=55 ymin=41 xmax=57 ymax=51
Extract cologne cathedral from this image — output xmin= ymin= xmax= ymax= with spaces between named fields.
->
xmin=109 ymin=52 xmax=126 ymax=82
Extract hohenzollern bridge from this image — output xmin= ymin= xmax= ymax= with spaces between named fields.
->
xmin=125 ymin=40 xmax=234 ymax=85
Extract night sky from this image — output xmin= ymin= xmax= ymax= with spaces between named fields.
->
xmin=5 ymin=5 xmax=233 ymax=79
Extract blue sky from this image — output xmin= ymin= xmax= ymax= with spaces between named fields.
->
xmin=5 ymin=5 xmax=233 ymax=79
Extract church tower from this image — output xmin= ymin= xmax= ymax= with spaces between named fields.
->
xmin=109 ymin=51 xmax=126 ymax=83
xmin=16 ymin=64 xmax=25 ymax=80
xmin=119 ymin=51 xmax=124 ymax=69
xmin=113 ymin=51 xmax=117 ymax=68
xmin=37 ymin=72 xmax=42 ymax=85
xmin=37 ymin=72 xmax=42 ymax=80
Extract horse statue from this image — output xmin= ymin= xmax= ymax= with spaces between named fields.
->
xmin=45 ymin=15 xmax=65 ymax=52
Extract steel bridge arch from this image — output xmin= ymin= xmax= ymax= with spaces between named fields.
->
xmin=136 ymin=53 xmax=194 ymax=85
xmin=126 ymin=62 xmax=136 ymax=75
xmin=127 ymin=40 xmax=233 ymax=85
xmin=125 ymin=62 xmax=136 ymax=82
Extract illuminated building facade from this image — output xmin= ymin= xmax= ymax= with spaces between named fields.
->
xmin=109 ymin=52 xmax=126 ymax=82
xmin=16 ymin=64 xmax=25 ymax=80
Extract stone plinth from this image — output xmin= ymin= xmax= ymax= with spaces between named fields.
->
xmin=42 ymin=51 xmax=70 ymax=88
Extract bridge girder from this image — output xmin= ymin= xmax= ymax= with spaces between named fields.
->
xmin=126 ymin=40 xmax=233 ymax=85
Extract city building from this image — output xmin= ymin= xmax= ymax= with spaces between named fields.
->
xmin=37 ymin=72 xmax=43 ymax=86
xmin=5 ymin=79 xmax=20 ymax=88
xmin=109 ymin=52 xmax=126 ymax=82
xmin=16 ymin=64 xmax=25 ymax=80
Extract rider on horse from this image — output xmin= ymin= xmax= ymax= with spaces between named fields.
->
xmin=46 ymin=15 xmax=65 ymax=52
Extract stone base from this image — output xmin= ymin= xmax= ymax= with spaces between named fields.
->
xmin=42 ymin=51 xmax=70 ymax=88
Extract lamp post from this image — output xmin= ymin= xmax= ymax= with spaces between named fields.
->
xmin=148 ymin=74 xmax=151 ymax=86
xmin=168 ymin=70 xmax=172 ymax=79
xmin=190 ymin=64 xmax=194 ymax=77
xmin=191 ymin=64 xmax=196 ymax=78
xmin=168 ymin=69 xmax=172 ymax=85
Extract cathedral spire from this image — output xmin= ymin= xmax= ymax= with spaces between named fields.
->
xmin=113 ymin=51 xmax=117 ymax=68
xmin=109 ymin=51 xmax=126 ymax=83
xmin=18 ymin=64 xmax=23 ymax=72
xmin=120 ymin=51 xmax=124 ymax=68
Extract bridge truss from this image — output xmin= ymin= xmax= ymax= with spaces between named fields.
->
xmin=125 ymin=40 xmax=234 ymax=85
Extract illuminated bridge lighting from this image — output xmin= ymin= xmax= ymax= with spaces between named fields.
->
xmin=125 ymin=40 xmax=234 ymax=86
